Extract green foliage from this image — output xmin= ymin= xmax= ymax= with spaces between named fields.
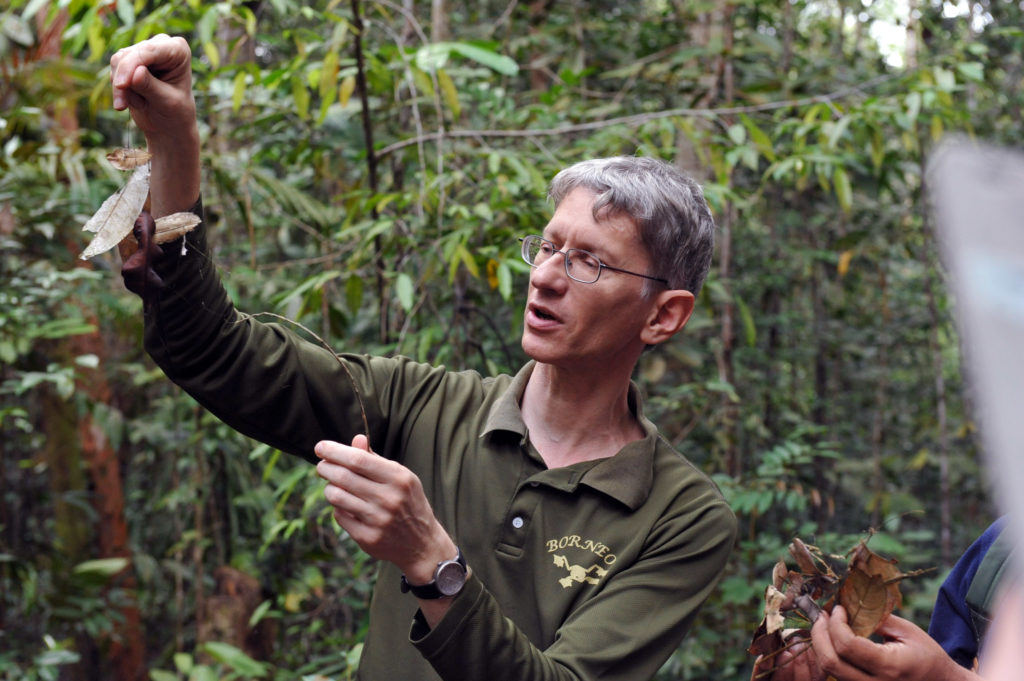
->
xmin=2 ymin=0 xmax=1016 ymax=679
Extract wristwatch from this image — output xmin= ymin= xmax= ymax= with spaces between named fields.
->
xmin=400 ymin=547 xmax=468 ymax=599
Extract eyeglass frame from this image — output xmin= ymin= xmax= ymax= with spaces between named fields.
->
xmin=519 ymin=235 xmax=669 ymax=285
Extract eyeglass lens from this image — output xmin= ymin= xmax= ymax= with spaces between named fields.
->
xmin=523 ymin=236 xmax=602 ymax=283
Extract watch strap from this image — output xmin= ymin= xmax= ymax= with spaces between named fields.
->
xmin=400 ymin=547 xmax=467 ymax=599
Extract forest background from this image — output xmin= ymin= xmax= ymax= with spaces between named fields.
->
xmin=1 ymin=0 xmax=1018 ymax=679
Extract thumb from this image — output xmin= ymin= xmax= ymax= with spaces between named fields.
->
xmin=872 ymin=612 xmax=915 ymax=640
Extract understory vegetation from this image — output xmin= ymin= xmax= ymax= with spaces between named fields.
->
xmin=2 ymin=1 xmax=1019 ymax=679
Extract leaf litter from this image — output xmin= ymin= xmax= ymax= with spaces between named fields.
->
xmin=749 ymin=534 xmax=932 ymax=679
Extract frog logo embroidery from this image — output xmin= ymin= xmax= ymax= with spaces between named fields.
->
xmin=546 ymin=535 xmax=617 ymax=589
xmin=552 ymin=555 xmax=608 ymax=588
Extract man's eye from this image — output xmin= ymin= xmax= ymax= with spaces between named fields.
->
xmin=574 ymin=252 xmax=600 ymax=270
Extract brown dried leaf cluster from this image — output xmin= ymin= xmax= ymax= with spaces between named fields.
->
xmin=748 ymin=535 xmax=925 ymax=679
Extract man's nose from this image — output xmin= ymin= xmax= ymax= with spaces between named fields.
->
xmin=530 ymin=251 xmax=569 ymax=288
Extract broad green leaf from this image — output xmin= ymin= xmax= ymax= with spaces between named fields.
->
xmin=825 ymin=116 xmax=852 ymax=150
xmin=416 ymin=42 xmax=519 ymax=76
xmin=957 ymin=62 xmax=984 ymax=82
xmin=173 ymin=652 xmax=193 ymax=673
xmin=339 ymin=74 xmax=356 ymax=107
xmin=20 ymin=0 xmax=51 ymax=23
xmin=833 ymin=166 xmax=852 ymax=214
xmin=740 ymin=113 xmax=775 ymax=161
xmin=73 ymin=557 xmax=129 ymax=576
xmin=149 ymin=671 xmax=178 ymax=681
xmin=197 ymin=6 xmax=218 ymax=45
xmin=272 ymin=270 xmax=342 ymax=311
xmin=438 ymin=69 xmax=461 ymax=120
xmin=395 ymin=272 xmax=415 ymax=312
xmin=415 ymin=44 xmax=450 ymax=72
xmin=458 ymin=243 xmax=480 ymax=278
xmin=292 ymin=73 xmax=310 ymax=119
xmin=735 ymin=296 xmax=756 ymax=347
xmin=201 ymin=642 xmax=269 ymax=678
xmin=727 ymin=123 xmax=746 ymax=146
xmin=905 ymin=91 xmax=921 ymax=122
xmin=115 ymin=0 xmax=135 ymax=26
xmin=202 ymin=40 xmax=220 ymax=69
xmin=933 ymin=66 xmax=956 ymax=92
xmin=497 ymin=261 xmax=513 ymax=300
xmin=448 ymin=42 xmax=519 ymax=75
xmin=321 ymin=50 xmax=340 ymax=98
xmin=232 ymin=70 xmax=247 ymax=112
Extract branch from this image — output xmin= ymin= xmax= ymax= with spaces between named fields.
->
xmin=375 ymin=72 xmax=908 ymax=158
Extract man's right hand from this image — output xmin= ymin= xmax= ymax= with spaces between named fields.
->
xmin=110 ymin=35 xmax=200 ymax=218
xmin=111 ymin=34 xmax=195 ymax=139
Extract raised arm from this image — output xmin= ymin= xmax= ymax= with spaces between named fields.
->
xmin=110 ymin=35 xmax=200 ymax=218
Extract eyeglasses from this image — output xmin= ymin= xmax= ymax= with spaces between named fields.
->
xmin=519 ymin=235 xmax=668 ymax=285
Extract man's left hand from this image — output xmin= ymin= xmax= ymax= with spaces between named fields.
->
xmin=314 ymin=436 xmax=456 ymax=587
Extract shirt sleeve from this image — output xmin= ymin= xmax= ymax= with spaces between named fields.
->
xmin=410 ymin=494 xmax=737 ymax=681
xmin=141 ymin=203 xmax=395 ymax=462
xmin=928 ymin=518 xmax=1007 ymax=668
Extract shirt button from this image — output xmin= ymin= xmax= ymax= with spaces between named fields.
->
xmin=511 ymin=516 xmax=525 ymax=529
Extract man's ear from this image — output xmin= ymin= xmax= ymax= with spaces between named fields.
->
xmin=640 ymin=289 xmax=695 ymax=346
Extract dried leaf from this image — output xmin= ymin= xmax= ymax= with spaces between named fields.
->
xmin=153 ymin=212 xmax=201 ymax=244
xmin=751 ymin=534 xmax=927 ymax=669
xmin=839 ymin=568 xmax=896 ymax=637
xmin=849 ymin=542 xmax=904 ymax=610
xmin=106 ymin=148 xmax=152 ymax=170
xmin=772 ymin=560 xmax=789 ymax=591
xmin=748 ymin=585 xmax=787 ymax=656
xmin=789 ymin=538 xmax=820 ymax=576
xmin=80 ymin=165 xmax=150 ymax=260
xmin=764 ymin=585 xmax=786 ymax=634
xmin=748 ymin=619 xmax=784 ymax=658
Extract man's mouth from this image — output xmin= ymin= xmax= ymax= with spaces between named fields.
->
xmin=528 ymin=303 xmax=560 ymax=324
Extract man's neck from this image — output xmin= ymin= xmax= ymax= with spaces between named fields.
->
xmin=521 ymin=362 xmax=645 ymax=469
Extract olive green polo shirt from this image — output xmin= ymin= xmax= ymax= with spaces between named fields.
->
xmin=144 ymin=208 xmax=737 ymax=681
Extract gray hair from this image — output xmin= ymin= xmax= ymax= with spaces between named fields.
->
xmin=548 ymin=156 xmax=715 ymax=296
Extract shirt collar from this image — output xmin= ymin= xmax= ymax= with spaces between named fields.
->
xmin=482 ymin=362 xmax=657 ymax=510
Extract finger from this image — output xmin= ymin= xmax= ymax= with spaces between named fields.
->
xmin=817 ymin=606 xmax=876 ymax=681
xmin=315 ymin=439 xmax=392 ymax=483
xmin=323 ymin=481 xmax=374 ymax=522
xmin=315 ymin=456 xmax=382 ymax=508
xmin=121 ymin=211 xmax=164 ymax=303
xmin=111 ymin=35 xmax=188 ymax=110
xmin=871 ymin=612 xmax=915 ymax=640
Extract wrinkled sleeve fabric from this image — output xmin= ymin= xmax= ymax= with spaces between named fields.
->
xmin=141 ymin=205 xmax=393 ymax=462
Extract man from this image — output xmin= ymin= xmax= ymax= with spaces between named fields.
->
xmin=111 ymin=34 xmax=737 ymax=681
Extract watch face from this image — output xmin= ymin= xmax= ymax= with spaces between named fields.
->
xmin=435 ymin=560 xmax=467 ymax=596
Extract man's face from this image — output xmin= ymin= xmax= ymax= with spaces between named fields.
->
xmin=521 ymin=187 xmax=659 ymax=372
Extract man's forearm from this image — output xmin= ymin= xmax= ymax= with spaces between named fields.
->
xmin=147 ymin=124 xmax=201 ymax=219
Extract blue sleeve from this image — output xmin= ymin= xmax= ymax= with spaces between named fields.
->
xmin=928 ymin=518 xmax=1007 ymax=668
